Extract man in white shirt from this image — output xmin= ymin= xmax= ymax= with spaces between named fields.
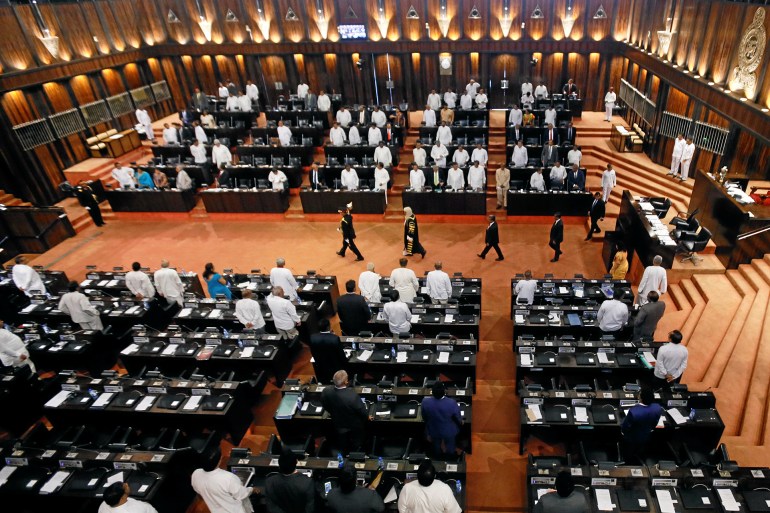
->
xmin=237 ymin=91 xmax=251 ymax=112
xmin=475 ymin=88 xmax=488 ymax=109
xmin=270 ymin=258 xmax=299 ymax=301
xmin=348 ymin=124 xmax=361 ymax=145
xmin=637 ymin=255 xmax=668 ymax=305
xmin=413 ymin=141 xmax=427 ymax=167
xmin=0 ymin=322 xmax=34 ymax=373
xmin=174 ymin=165 xmax=193 ymax=190
xmin=317 ymin=91 xmax=331 ymax=112
xmin=190 ymin=139 xmax=207 ymax=170
xmin=246 ymin=80 xmax=259 ymax=103
xmin=135 ymin=108 xmax=154 ymax=141
xmin=427 ymin=89 xmax=442 ymax=111
xmin=436 ymin=122 xmax=453 ymax=146
xmin=535 ymin=82 xmax=549 ymax=98
xmin=452 ymin=145 xmax=470 ymax=167
xmin=423 ymin=106 xmax=436 ymax=127
xmin=211 ymin=139 xmax=232 ymax=168
xmin=374 ymin=164 xmax=390 ymax=194
xmin=217 ymin=82 xmax=229 ymax=99
xmin=520 ymin=92 xmax=534 ymax=108
xmin=193 ymin=121 xmax=208 ymax=144
xmin=466 ymin=79 xmax=480 ymax=98
xmin=530 ymin=169 xmax=545 ymax=191
xmin=512 ymin=140 xmax=529 ymax=168
xmin=153 ymin=260 xmax=185 ymax=306
xmin=459 ymin=92 xmax=473 ymax=110
xmin=99 ymin=482 xmax=158 ymax=513
xmin=521 ymin=80 xmax=534 ymax=96
xmin=235 ymin=289 xmax=265 ymax=333
xmin=373 ymin=141 xmax=392 ymax=167
xmin=12 ymin=256 xmax=46 ymax=297
xmin=597 ymin=292 xmax=629 ymax=333
xmin=297 ymin=81 xmax=309 ymax=99
xmin=329 ymin=122 xmax=346 ymax=146
xmin=601 ymin=163 xmax=616 ymax=202
xmin=653 ymin=330 xmax=688 ymax=388
xmin=358 ymin=263 xmax=382 ymax=303
xmin=389 ymin=258 xmax=419 ymax=303
xmin=383 ymin=290 xmax=411 ymax=335
xmin=225 ymin=93 xmax=239 ymax=111
xmin=269 ymin=168 xmax=288 ymax=191
xmin=468 ymin=161 xmax=485 ymax=190
xmin=471 ymin=144 xmax=488 ymax=167
xmin=567 ymin=145 xmax=582 ymax=166
xmin=336 ymin=107 xmax=352 ymax=128
xmin=604 ymin=87 xmax=616 ymax=121
xmin=340 ymin=165 xmax=359 ymax=190
xmin=162 ymin=123 xmax=178 ymax=144
xmin=125 ymin=262 xmax=154 ymax=300
xmin=267 ymin=287 xmax=301 ymax=339
xmin=276 ymin=120 xmax=292 ymax=146
xmin=200 ymin=111 xmax=216 ymax=128
xmin=409 ymin=163 xmax=426 ymax=191
xmin=431 ymin=142 xmax=449 ymax=167
xmin=509 ymin=105 xmax=523 ymax=126
xmin=446 ymin=164 xmax=465 ymax=190
xmin=544 ymin=106 xmax=557 ymax=127
xmin=667 ymin=133 xmax=686 ymax=177
xmin=426 ymin=262 xmax=453 ymax=303
xmin=191 ymin=450 xmax=257 ymax=513
xmin=371 ymin=106 xmax=387 ymax=128
xmin=514 ymin=270 xmax=537 ymax=305
xmin=367 ymin=124 xmax=382 ymax=146
xmin=444 ymin=88 xmax=457 ymax=108
xmin=58 ymin=281 xmax=103 ymax=331
xmin=111 ymin=162 xmax=136 ymax=189
xmin=679 ymin=138 xmax=695 ymax=181
xmin=550 ymin=162 xmax=567 ymax=189
xmin=398 ymin=460 xmax=462 ymax=513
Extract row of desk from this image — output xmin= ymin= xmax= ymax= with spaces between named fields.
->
xmin=151 ymin=143 xmax=315 ymax=167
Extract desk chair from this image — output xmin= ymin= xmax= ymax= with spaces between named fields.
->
xmin=650 ymin=197 xmax=672 ymax=218
xmin=579 ymin=440 xmax=622 ymax=466
xmin=267 ymin=433 xmax=314 ymax=459
xmin=369 ymin=436 xmax=413 ymax=460
xmin=677 ymin=227 xmax=712 ymax=265
xmin=670 ymin=208 xmax=699 ymax=231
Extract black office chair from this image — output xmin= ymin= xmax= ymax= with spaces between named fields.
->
xmin=650 ymin=197 xmax=672 ymax=218
xmin=670 ymin=208 xmax=699 ymax=230
xmin=676 ymin=227 xmax=712 ymax=266
xmin=267 ymin=433 xmax=314 ymax=459
xmin=579 ymin=440 xmax=623 ymax=466
xmin=369 ymin=436 xmax=412 ymax=460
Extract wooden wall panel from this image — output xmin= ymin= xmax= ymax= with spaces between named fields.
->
xmin=462 ymin=0 xmax=486 ymax=41
xmin=551 ymin=0 xmax=584 ymax=41
xmin=362 ymin=0 xmax=400 ymax=42
xmin=276 ymin=0 xmax=308 ymax=42
xmin=159 ymin=0 xmax=193 ymax=44
xmin=122 ymin=64 xmax=143 ymax=90
xmin=260 ymin=55 xmax=290 ymax=100
xmin=109 ymin=0 xmax=143 ymax=49
xmin=161 ymin=58 xmax=187 ymax=109
xmin=612 ymin=0 xmax=632 ymax=41
xmin=241 ymin=0 xmax=281 ymax=43
xmin=215 ymin=56 xmax=241 ymax=89
xmin=524 ymin=0 xmax=549 ymax=41
xmin=81 ymin=3 xmax=112 ymax=56
xmin=0 ymin=7 xmax=35 ymax=71
xmin=69 ymin=75 xmax=98 ymax=105
xmin=399 ymin=0 xmax=424 ymax=41
xmin=133 ymin=0 xmax=166 ymax=46
xmin=95 ymin=0 xmax=128 ymax=52
xmin=15 ymin=5 xmax=66 ymax=65
xmin=708 ymin=3 xmax=744 ymax=85
xmin=101 ymin=69 xmax=127 ymax=96
xmin=193 ymin=56 xmax=218 ymax=94
xmin=586 ymin=0 xmax=612 ymax=41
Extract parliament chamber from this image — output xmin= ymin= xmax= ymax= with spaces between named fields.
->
xmin=2 ymin=1 xmax=770 ymax=513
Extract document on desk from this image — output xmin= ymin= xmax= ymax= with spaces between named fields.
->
xmin=91 ymin=392 xmax=114 ymax=408
xmin=597 ymin=352 xmax=610 ymax=364
xmin=420 ymin=287 xmax=428 ymax=294
xmin=105 ymin=472 xmax=124 ymax=486
xmin=125 ymin=306 xmax=141 ymax=315
xmin=667 ymin=408 xmax=688 ymax=425
xmin=437 ymin=352 xmax=450 ymax=363
xmin=135 ymin=395 xmax=157 ymax=411
xmin=536 ymin=489 xmax=550 ymax=502
xmin=0 ymin=466 xmax=17 ymax=486
xmin=655 ymin=489 xmax=677 ymax=513
xmin=40 ymin=471 xmax=70 ymax=494
xmin=444 ymin=314 xmax=454 ymax=323
xmin=520 ymin=354 xmax=533 ymax=367
xmin=526 ymin=404 xmax=543 ymax=422
xmin=178 ymin=308 xmax=192 ymax=318
xmin=107 ymin=280 xmax=120 ymax=287
xmin=574 ymin=406 xmax=589 ymax=423
xmin=302 ymin=284 xmax=313 ymax=291
xmin=574 ymin=289 xmax=584 ymax=298
xmin=384 ymin=485 xmax=398 ymax=503
xmin=208 ymin=309 xmax=222 ymax=318
xmin=515 ymin=314 xmax=525 ymax=324
xmin=396 ymin=351 xmax=408 ymax=363
xmin=120 ymin=343 xmax=140 ymax=355
xmin=45 ymin=390 xmax=72 ymax=408
xmin=642 ymin=351 xmax=656 ymax=363
xmin=240 ymin=347 xmax=255 ymax=358
xmin=161 ymin=344 xmax=179 ymax=355
xmin=717 ymin=489 xmax=741 ymax=511
xmin=596 ymin=489 xmax=616 ymax=511
xmin=357 ymin=350 xmax=373 ymax=362
xmin=183 ymin=395 xmax=203 ymax=411
xmin=410 ymin=315 xmax=420 ymax=324
xmin=20 ymin=304 xmax=37 ymax=313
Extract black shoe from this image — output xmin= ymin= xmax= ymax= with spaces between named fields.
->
xmin=550 ymin=258 xmax=559 ymax=262
xmin=336 ymin=251 xmax=344 ymax=257
xmin=584 ymin=236 xmax=592 ymax=241
xmin=421 ymin=251 xmax=427 ymax=258
xmin=354 ymin=257 xmax=364 ymax=261
xmin=477 ymin=254 xmax=485 ymax=259
xmin=495 ymin=257 xmax=504 ymax=261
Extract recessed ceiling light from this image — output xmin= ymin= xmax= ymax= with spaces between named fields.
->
xmin=683 ymin=70 xmax=689 ymax=74
xmin=673 ymin=64 xmax=679 ymax=68
xmin=740 ymin=98 xmax=747 ymax=102
xmin=723 ymin=89 xmax=730 ymax=93
xmin=694 ymin=75 xmax=701 ymax=79
xmin=762 ymin=108 xmax=769 ymax=113
xmin=708 ymin=81 xmax=715 ymax=86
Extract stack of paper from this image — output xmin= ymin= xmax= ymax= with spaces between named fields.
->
xmin=183 ymin=396 xmax=202 ymax=411
xmin=302 ymin=284 xmax=313 ymax=291
xmin=437 ymin=352 xmax=450 ymax=363
xmin=120 ymin=344 xmax=140 ymax=355
xmin=40 ymin=471 xmax=70 ymax=494
xmin=521 ymin=354 xmax=533 ymax=367
xmin=45 ymin=390 xmax=71 ymax=408
xmin=396 ymin=351 xmax=408 ymax=363
xmin=515 ymin=314 xmax=525 ymax=324
xmin=642 ymin=351 xmax=656 ymax=363
xmin=0 ymin=466 xmax=18 ymax=486
xmin=91 ymin=392 xmax=114 ymax=408
xmin=240 ymin=347 xmax=255 ymax=358
xmin=526 ymin=404 xmax=542 ymax=422
xmin=135 ymin=396 xmax=156 ymax=411
xmin=410 ymin=315 xmax=420 ymax=324
xmin=596 ymin=489 xmax=616 ymax=511
xmin=208 ymin=309 xmax=222 ymax=318
xmin=574 ymin=407 xmax=589 ymax=423
xmin=716 ymin=489 xmax=741 ymax=511
xmin=357 ymin=350 xmax=373 ymax=362
xmin=161 ymin=344 xmax=178 ymax=355
xmin=655 ymin=489 xmax=677 ymax=513
xmin=597 ymin=353 xmax=610 ymax=364
xmin=667 ymin=408 xmax=688 ymax=425
xmin=444 ymin=314 xmax=454 ymax=323
xmin=178 ymin=308 xmax=192 ymax=317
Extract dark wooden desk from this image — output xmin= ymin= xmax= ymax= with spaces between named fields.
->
xmin=614 ymin=190 xmax=677 ymax=269
xmin=402 ymin=190 xmax=487 ymax=215
xmin=235 ymin=144 xmax=315 ymax=166
xmin=324 ymin=145 xmax=399 ymax=166
xmin=690 ymin=169 xmax=770 ymax=269
xmin=300 ymin=189 xmax=387 ymax=214
xmin=367 ymin=303 xmax=480 ymax=339
xmin=265 ymin=109 xmax=330 ymax=129
xmin=379 ymin=276 xmax=482 ymax=307
xmin=106 ymin=190 xmax=197 ymax=212
xmin=221 ymin=272 xmax=340 ymax=316
xmin=81 ymin=269 xmax=205 ymax=298
xmin=507 ymin=191 xmax=593 ymax=216
xmin=251 ymin=126 xmax=324 ymax=146
xmin=201 ymin=190 xmax=289 ymax=213
xmin=512 ymin=304 xmax=633 ymax=340
xmin=15 ymin=326 xmax=117 ymax=375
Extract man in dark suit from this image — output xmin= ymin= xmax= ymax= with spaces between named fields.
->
xmin=426 ymin=165 xmax=446 ymax=190
xmin=478 ymin=214 xmax=504 ymax=261
xmin=336 ymin=206 xmax=364 ymax=260
xmin=336 ymin=280 xmax=371 ymax=336
xmin=309 ymin=161 xmax=325 ymax=190
xmin=549 ymin=212 xmax=564 ymax=262
xmin=305 ymin=89 xmax=317 ymax=110
xmin=633 ymin=291 xmax=666 ymax=341
xmin=308 ymin=318 xmax=347 ymax=384
xmin=191 ymin=88 xmax=209 ymax=112
xmin=585 ymin=192 xmax=606 ymax=240
xmin=567 ymin=164 xmax=586 ymax=192
xmin=355 ymin=106 xmax=370 ymax=126
xmin=563 ymin=78 xmax=579 ymax=97
xmin=321 ymin=370 xmax=370 ymax=455
xmin=543 ymin=124 xmax=560 ymax=145
xmin=541 ymin=140 xmax=559 ymax=167
xmin=510 ymin=124 xmax=524 ymax=143
xmin=265 ymin=451 xmax=315 ymax=513
xmin=563 ymin=122 xmax=577 ymax=145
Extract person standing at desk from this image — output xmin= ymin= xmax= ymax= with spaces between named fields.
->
xmin=410 ymin=163 xmax=426 ymax=191
xmin=336 ymin=205 xmax=364 ymax=261
xmin=309 ymin=318 xmax=347 ymax=384
xmin=358 ymin=263 xmax=382 ymax=303
xmin=421 ymin=382 xmax=463 ymax=459
xmin=496 ymin=165 xmax=510 ymax=209
xmin=530 ymin=169 xmax=546 ymax=192
xmin=135 ymin=107 xmax=154 ymax=141
xmin=11 ymin=255 xmax=46 ymax=297
xmin=601 ymin=163 xmax=616 ymax=203
xmin=533 ymin=471 xmax=588 ymax=513
xmin=637 ymin=256 xmax=668 ymax=306
xmin=620 ymin=387 xmax=664 ymax=463
xmin=585 ymin=192 xmax=606 ymax=241
xmin=373 ymin=141 xmax=393 ymax=167
xmin=267 ymin=286 xmax=301 ymax=340
xmin=322 ymin=369 xmax=370 ymax=455
xmin=125 ymin=262 xmax=154 ymax=300
xmin=383 ymin=289 xmax=412 ymax=335
xmin=512 ymin=140 xmax=529 ymax=168
xmin=309 ymin=162 xmax=326 ymax=190
xmin=653 ymin=330 xmax=688 ymax=390
xmin=192 ymin=449 xmax=258 ymax=513
xmin=610 ymin=247 xmax=629 ymax=280
xmin=413 ymin=141 xmax=427 ymax=167
xmin=398 ymin=460 xmax=462 ymax=513
xmin=426 ymin=262 xmax=453 ymax=304
xmin=514 ymin=270 xmax=537 ymax=305
xmin=509 ymin=105 xmax=523 ymax=126
xmin=265 ymin=451 xmax=315 ymax=513
xmin=276 ymin=120 xmax=292 ymax=147
xmin=549 ymin=213 xmax=564 ymax=262
xmin=153 ymin=260 xmax=185 ymax=306
xmin=175 ymin=165 xmax=193 ymax=191
xmin=203 ymin=263 xmax=231 ymax=299
xmin=633 ymin=291 xmax=666 ymax=341
xmin=329 ymin=122 xmax=346 ymax=147
xmin=58 ymin=281 xmax=103 ymax=331
xmin=235 ymin=289 xmax=265 ymax=334
xmin=192 ymin=88 xmax=210 ymax=112
xmin=327 ymin=462 xmax=385 ymax=513
xmin=341 ymin=165 xmax=359 ymax=191
xmin=446 ymin=164 xmax=465 ymax=191
xmin=337 ymin=280 xmax=371 ymax=336
xmin=270 ymin=258 xmax=300 ymax=302
xmin=111 ymin=162 xmax=136 ymax=189
xmin=99 ymin=482 xmax=158 ymax=513
xmin=423 ymin=105 xmax=437 ymax=127
xmin=269 ymin=168 xmax=288 ymax=192
xmin=567 ymin=164 xmax=586 ymax=192
xmin=389 ymin=257 xmax=419 ymax=303
xmin=402 ymin=208 xmax=427 ymax=258
xmin=478 ymin=214 xmax=504 ymax=261
xmin=75 ymin=181 xmax=106 ymax=226
xmin=597 ymin=290 xmax=629 ymax=334
xmin=0 ymin=320 xmax=35 ymax=374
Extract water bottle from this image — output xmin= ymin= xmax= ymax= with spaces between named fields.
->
xmin=378 ymin=457 xmax=384 ymax=470
xmin=391 ymin=346 xmax=396 ymax=359
xmin=455 ymin=480 xmax=462 ymax=494
xmin=337 ymin=453 xmax=344 ymax=468
xmin=88 ymin=388 xmax=98 ymax=400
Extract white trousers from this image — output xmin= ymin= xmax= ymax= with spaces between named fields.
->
xmin=670 ymin=156 xmax=681 ymax=174
xmin=680 ymin=160 xmax=691 ymax=180
xmin=605 ymin=103 xmax=614 ymax=121
xmin=602 ymin=185 xmax=613 ymax=203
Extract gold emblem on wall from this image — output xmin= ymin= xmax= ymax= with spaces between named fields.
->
xmin=729 ymin=8 xmax=766 ymax=100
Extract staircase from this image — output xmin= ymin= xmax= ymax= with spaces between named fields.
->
xmin=0 ymin=190 xmax=32 ymax=207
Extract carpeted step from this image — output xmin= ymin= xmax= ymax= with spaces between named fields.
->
xmin=667 ymin=283 xmax=693 ymax=312
xmin=676 ymin=279 xmax=707 ymax=343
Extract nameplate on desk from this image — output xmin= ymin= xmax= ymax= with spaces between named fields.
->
xmin=712 ymin=479 xmax=738 ymax=488
xmin=61 ymin=334 xmax=76 ymax=341
xmin=397 ymin=344 xmax=414 ymax=351
xmin=59 ymin=459 xmax=83 ymax=469
xmin=148 ymin=387 xmax=167 ymax=395
xmin=133 ymin=337 xmax=149 ymax=344
xmin=184 ymin=302 xmax=197 ymax=309
xmin=359 ymin=342 xmax=375 ymax=350
xmin=751 ymin=470 xmax=765 ymax=478
xmin=652 ymin=478 xmax=678 ymax=487
xmin=86 ymin=274 xmax=100 ymax=280
xmin=151 ymin=455 xmax=165 ymax=463
xmin=61 ymin=384 xmax=81 ymax=392
xmin=104 ymin=385 xmax=123 ymax=393
xmin=5 ymin=457 xmax=28 ymax=466
xmin=191 ymin=388 xmax=211 ymax=396
xmin=345 ymin=338 xmax=357 ymax=343
xmin=558 ymin=347 xmax=576 ymax=353
xmin=168 ymin=337 xmax=184 ymax=344
xmin=544 ymin=341 xmax=554 ymax=347
xmin=518 ymin=346 xmax=536 ymax=354
xmin=386 ymin=462 xmax=399 ymax=471
xmin=571 ymin=468 xmax=583 ymax=476
xmin=531 ymin=477 xmax=556 ymax=485
xmin=667 ymin=400 xmax=688 ymax=408
xmin=523 ymin=398 xmax=544 ymax=405
xmin=456 ymin=390 xmax=466 ymax=396
xmin=591 ymin=478 xmax=617 ymax=486
xmin=598 ymin=347 xmax=615 ymax=353
xmin=90 ymin=301 xmax=105 ymax=307
xmin=24 ymin=334 xmax=40 ymax=341
xmin=114 ymin=462 xmax=137 ymax=470
xmin=630 ymin=468 xmax=644 ymax=477
xmin=690 ymin=469 xmax=705 ymax=477
xmin=572 ymin=399 xmax=592 ymax=406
